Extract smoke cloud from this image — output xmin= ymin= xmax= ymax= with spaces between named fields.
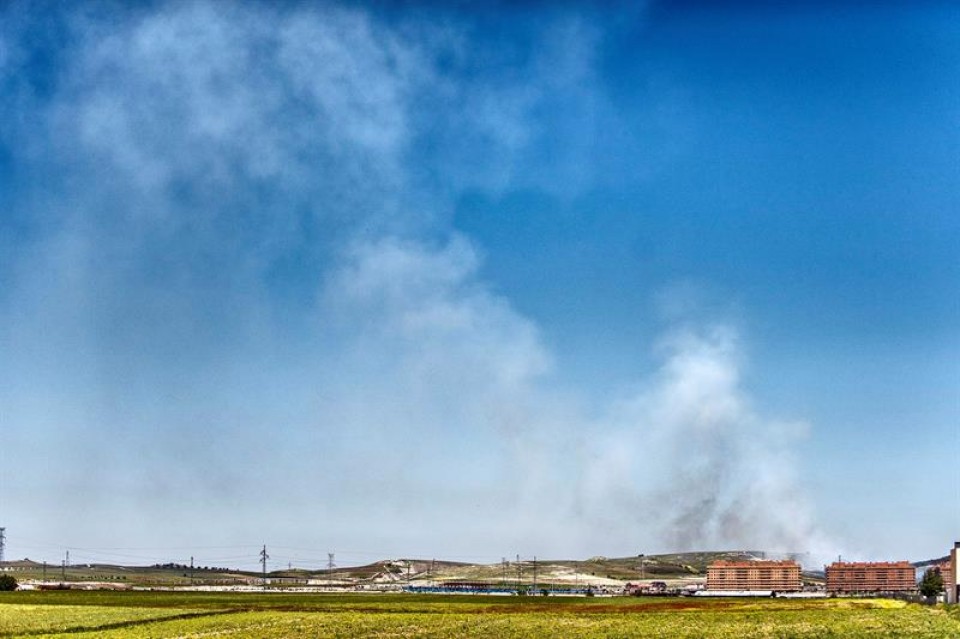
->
xmin=0 ymin=1 xmax=832 ymax=563
xmin=583 ymin=327 xmax=831 ymax=558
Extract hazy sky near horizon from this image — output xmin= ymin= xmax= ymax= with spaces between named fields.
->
xmin=1 ymin=1 xmax=957 ymax=570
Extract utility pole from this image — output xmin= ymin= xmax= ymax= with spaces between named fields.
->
xmin=65 ymin=550 xmax=69 ymax=568
xmin=516 ymin=554 xmax=522 ymax=591
xmin=638 ymin=554 xmax=645 ymax=581
xmin=0 ymin=527 xmax=5 ymax=563
xmin=42 ymin=561 xmax=47 ymax=583
xmin=327 ymin=553 xmax=335 ymax=589
xmin=190 ymin=556 xmax=194 ymax=585
xmin=61 ymin=558 xmax=65 ymax=582
xmin=260 ymin=545 xmax=269 ymax=591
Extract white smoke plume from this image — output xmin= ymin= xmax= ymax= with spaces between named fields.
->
xmin=581 ymin=327 xmax=833 ymax=560
xmin=0 ymin=1 xmax=834 ymax=562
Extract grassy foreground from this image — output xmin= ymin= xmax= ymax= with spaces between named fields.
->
xmin=1 ymin=592 xmax=958 ymax=638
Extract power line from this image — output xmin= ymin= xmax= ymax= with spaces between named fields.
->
xmin=8 ymin=538 xmax=506 ymax=568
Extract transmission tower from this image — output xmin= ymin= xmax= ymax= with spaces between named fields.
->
xmin=259 ymin=545 xmax=269 ymax=590
xmin=326 ymin=553 xmax=335 ymax=588
xmin=533 ymin=556 xmax=537 ymax=594
xmin=0 ymin=527 xmax=5 ymax=563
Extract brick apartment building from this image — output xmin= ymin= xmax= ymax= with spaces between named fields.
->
xmin=706 ymin=560 xmax=801 ymax=592
xmin=947 ymin=542 xmax=960 ymax=604
xmin=938 ymin=559 xmax=951 ymax=597
xmin=825 ymin=561 xmax=915 ymax=593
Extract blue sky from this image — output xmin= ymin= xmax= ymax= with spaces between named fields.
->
xmin=0 ymin=1 xmax=957 ymax=570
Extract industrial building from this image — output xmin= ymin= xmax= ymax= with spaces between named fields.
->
xmin=825 ymin=561 xmax=915 ymax=594
xmin=706 ymin=560 xmax=801 ymax=592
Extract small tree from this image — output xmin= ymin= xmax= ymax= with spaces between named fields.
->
xmin=0 ymin=575 xmax=17 ymax=591
xmin=919 ymin=568 xmax=943 ymax=597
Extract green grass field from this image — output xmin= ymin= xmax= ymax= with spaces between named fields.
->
xmin=1 ymin=592 xmax=958 ymax=638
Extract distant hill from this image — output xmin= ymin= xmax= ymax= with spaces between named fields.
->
xmin=912 ymin=556 xmax=949 ymax=568
xmin=0 ymin=550 xmax=831 ymax=588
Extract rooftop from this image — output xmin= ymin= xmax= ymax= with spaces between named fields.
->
xmin=826 ymin=562 xmax=912 ymax=569
xmin=709 ymin=561 xmax=799 ymax=568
